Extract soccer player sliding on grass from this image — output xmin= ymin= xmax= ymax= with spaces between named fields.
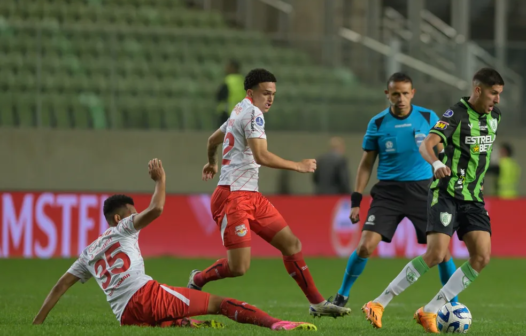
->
xmin=33 ymin=158 xmax=316 ymax=331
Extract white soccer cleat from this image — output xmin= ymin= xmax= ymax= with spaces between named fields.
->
xmin=309 ymin=300 xmax=351 ymax=318
xmin=186 ymin=269 xmax=202 ymax=291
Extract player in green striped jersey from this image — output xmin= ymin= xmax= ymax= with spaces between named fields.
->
xmin=361 ymin=68 xmax=504 ymax=333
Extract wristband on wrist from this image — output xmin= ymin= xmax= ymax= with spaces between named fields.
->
xmin=432 ymin=160 xmax=446 ymax=172
xmin=350 ymin=192 xmax=362 ymax=208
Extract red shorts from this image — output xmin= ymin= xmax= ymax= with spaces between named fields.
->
xmin=211 ymin=186 xmax=287 ymax=249
xmin=121 ymin=280 xmax=210 ymax=327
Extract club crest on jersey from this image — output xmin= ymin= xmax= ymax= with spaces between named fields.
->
xmin=443 ymin=109 xmax=454 ymax=118
xmin=433 ymin=121 xmax=449 ymax=130
xmin=440 ymin=212 xmax=452 ymax=226
xmin=256 ymin=116 xmax=264 ymax=127
xmin=489 ymin=118 xmax=498 ymax=132
xmin=235 ymin=224 xmax=248 ymax=237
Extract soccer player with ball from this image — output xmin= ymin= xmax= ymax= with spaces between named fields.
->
xmin=362 ymin=68 xmax=504 ymax=333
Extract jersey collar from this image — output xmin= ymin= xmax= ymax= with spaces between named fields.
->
xmin=460 ymin=97 xmax=486 ymax=118
xmin=245 ymin=96 xmax=253 ymax=104
xmin=389 ymin=105 xmax=413 ymax=120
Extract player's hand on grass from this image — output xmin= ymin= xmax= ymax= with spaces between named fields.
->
xmin=202 ymin=163 xmax=218 ymax=181
xmin=296 ymin=159 xmax=316 ymax=173
xmin=350 ymin=207 xmax=360 ymax=224
xmin=148 ymin=158 xmax=165 ymax=182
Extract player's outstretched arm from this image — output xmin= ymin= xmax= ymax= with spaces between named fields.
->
xmin=33 ymin=272 xmax=80 ymax=325
xmin=133 ymin=158 xmax=166 ymax=230
xmin=420 ymin=134 xmax=451 ymax=179
xmin=349 ymin=151 xmax=377 ymax=223
xmin=202 ymin=128 xmax=225 ymax=181
xmin=248 ymin=138 xmax=316 ymax=173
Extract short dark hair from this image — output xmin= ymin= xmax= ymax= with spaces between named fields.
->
xmin=501 ymin=143 xmax=513 ymax=157
xmin=387 ymin=72 xmax=413 ymax=88
xmin=103 ymin=194 xmax=134 ymax=224
xmin=473 ymin=68 xmax=505 ymax=87
xmin=244 ymin=68 xmax=277 ymax=91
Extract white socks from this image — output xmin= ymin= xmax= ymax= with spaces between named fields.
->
xmin=374 ymin=256 xmax=430 ymax=308
xmin=424 ymin=262 xmax=479 ymax=313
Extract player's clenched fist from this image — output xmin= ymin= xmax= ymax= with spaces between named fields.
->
xmin=148 ymin=158 xmax=165 ymax=181
xmin=202 ymin=163 xmax=218 ymax=181
xmin=349 ymin=207 xmax=360 ymax=224
xmin=434 ymin=166 xmax=451 ymax=179
xmin=432 ymin=161 xmax=451 ymax=179
xmin=296 ymin=159 xmax=317 ymax=173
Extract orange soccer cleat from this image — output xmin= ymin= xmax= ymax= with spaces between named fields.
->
xmin=414 ymin=307 xmax=439 ymax=333
xmin=362 ymin=301 xmax=384 ymax=329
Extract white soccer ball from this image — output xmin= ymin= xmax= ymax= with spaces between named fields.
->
xmin=436 ymin=302 xmax=472 ymax=333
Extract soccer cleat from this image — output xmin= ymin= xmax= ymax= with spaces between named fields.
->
xmin=328 ymin=293 xmax=349 ymax=307
xmin=187 ymin=269 xmax=202 ymax=290
xmin=414 ymin=307 xmax=439 ymax=333
xmin=362 ymin=301 xmax=384 ymax=329
xmin=309 ymin=301 xmax=351 ymax=318
xmin=179 ymin=317 xmax=225 ymax=329
xmin=271 ymin=321 xmax=317 ymax=331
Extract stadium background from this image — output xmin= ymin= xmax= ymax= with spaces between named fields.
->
xmin=1 ymin=1 xmax=526 ymax=334
xmin=1 ymin=0 xmax=525 ymax=258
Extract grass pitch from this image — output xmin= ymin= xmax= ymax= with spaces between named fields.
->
xmin=1 ymin=258 xmax=525 ymax=335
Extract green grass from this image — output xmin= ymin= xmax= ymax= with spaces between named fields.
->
xmin=1 ymin=258 xmax=525 ymax=335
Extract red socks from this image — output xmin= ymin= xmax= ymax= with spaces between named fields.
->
xmin=220 ymin=298 xmax=280 ymax=328
xmin=195 ymin=254 xmax=325 ymax=305
xmin=283 ymin=252 xmax=325 ymax=304
xmin=193 ymin=258 xmax=233 ymax=288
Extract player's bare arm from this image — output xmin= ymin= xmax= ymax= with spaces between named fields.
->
xmin=247 ymin=138 xmax=316 ymax=173
xmin=435 ymin=142 xmax=444 ymax=154
xmin=133 ymin=158 xmax=166 ymax=230
xmin=420 ymin=134 xmax=451 ymax=179
xmin=203 ymin=128 xmax=225 ymax=181
xmin=33 ymin=272 xmax=80 ymax=325
xmin=350 ymin=150 xmax=377 ymax=223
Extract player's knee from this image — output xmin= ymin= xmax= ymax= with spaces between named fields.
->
xmin=470 ymin=253 xmax=490 ymax=271
xmin=279 ymin=235 xmax=301 ymax=256
xmin=207 ymin=295 xmax=225 ymax=314
xmin=356 ymin=241 xmax=376 ymax=258
xmin=423 ymin=250 xmax=448 ymax=267
xmin=290 ymin=236 xmax=302 ymax=254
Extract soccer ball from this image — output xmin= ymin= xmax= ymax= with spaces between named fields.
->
xmin=436 ymin=302 xmax=472 ymax=333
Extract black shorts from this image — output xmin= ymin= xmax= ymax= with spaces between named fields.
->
xmin=363 ymin=179 xmax=431 ymax=244
xmin=427 ymin=189 xmax=491 ymax=240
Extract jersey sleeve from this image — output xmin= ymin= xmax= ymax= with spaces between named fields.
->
xmin=219 ymin=120 xmax=228 ymax=133
xmin=430 ymin=111 xmax=440 ymax=128
xmin=362 ymin=118 xmax=379 ymax=151
xmin=67 ymin=257 xmax=92 ymax=284
xmin=116 ymin=214 xmax=139 ymax=237
xmin=429 ymin=109 xmax=460 ymax=145
xmin=243 ymin=108 xmax=266 ymax=139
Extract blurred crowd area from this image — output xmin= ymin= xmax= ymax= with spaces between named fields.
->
xmin=1 ymin=0 xmax=525 ymax=132
xmin=1 ymin=0 xmax=523 ymax=196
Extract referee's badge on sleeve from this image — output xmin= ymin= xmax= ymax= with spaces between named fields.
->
xmin=415 ymin=133 xmax=426 ymax=146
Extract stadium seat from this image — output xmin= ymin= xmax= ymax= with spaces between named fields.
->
xmin=0 ymin=0 xmax=379 ymax=131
